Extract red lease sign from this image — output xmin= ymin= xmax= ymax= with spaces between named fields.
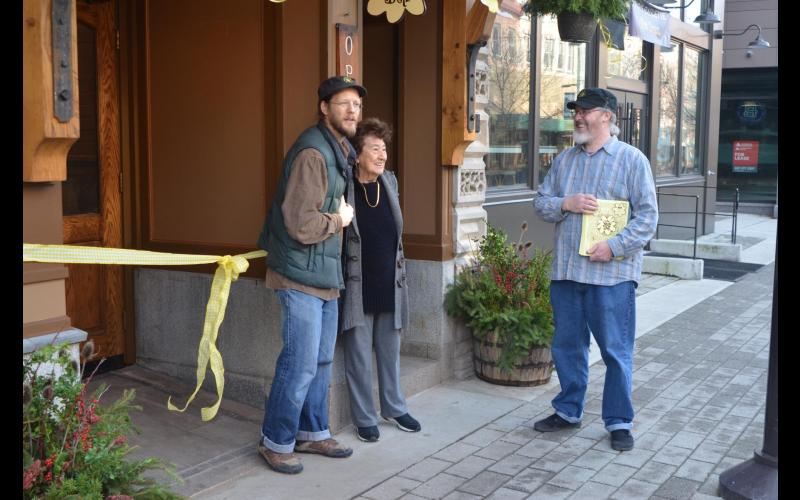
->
xmin=732 ymin=140 xmax=758 ymax=173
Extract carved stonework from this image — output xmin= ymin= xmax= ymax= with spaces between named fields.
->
xmin=459 ymin=169 xmax=485 ymax=197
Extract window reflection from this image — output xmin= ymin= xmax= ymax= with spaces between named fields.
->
xmin=655 ymin=44 xmax=679 ymax=177
xmin=681 ymin=47 xmax=704 ymax=175
xmin=607 ymin=34 xmax=646 ymax=81
xmin=537 ymin=15 xmax=586 ymax=184
xmin=484 ymin=2 xmax=531 ymax=189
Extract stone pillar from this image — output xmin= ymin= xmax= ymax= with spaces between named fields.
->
xmin=449 ymin=48 xmax=490 ymax=380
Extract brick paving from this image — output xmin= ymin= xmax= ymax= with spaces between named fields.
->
xmin=362 ymin=264 xmax=774 ymax=500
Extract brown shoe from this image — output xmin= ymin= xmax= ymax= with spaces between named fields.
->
xmin=294 ymin=438 xmax=353 ymax=458
xmin=257 ymin=441 xmax=303 ymax=474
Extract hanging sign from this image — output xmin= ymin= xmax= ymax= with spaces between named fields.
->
xmin=367 ymin=0 xmax=426 ymax=23
xmin=628 ymin=0 xmax=671 ymax=48
xmin=732 ymin=140 xmax=759 ymax=173
xmin=336 ymin=24 xmax=361 ymax=83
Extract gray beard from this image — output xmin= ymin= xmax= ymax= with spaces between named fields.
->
xmin=573 ymin=130 xmax=592 ymax=145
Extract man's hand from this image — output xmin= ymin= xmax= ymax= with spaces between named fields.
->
xmin=562 ymin=193 xmax=598 ymax=214
xmin=587 ymin=241 xmax=613 ymax=262
xmin=338 ymin=196 xmax=354 ymax=227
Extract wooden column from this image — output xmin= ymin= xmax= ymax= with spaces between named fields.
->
xmin=441 ymin=0 xmax=494 ymax=167
xmin=23 ymin=0 xmax=80 ymax=338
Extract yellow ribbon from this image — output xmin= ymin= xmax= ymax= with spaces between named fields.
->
xmin=23 ymin=243 xmax=267 ymax=421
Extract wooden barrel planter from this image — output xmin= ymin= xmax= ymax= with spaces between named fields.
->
xmin=472 ymin=332 xmax=554 ymax=387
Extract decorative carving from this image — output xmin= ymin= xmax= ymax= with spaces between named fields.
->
xmin=459 ymin=170 xmax=485 ymax=196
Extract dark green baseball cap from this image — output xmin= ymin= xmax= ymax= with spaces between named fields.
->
xmin=566 ymin=88 xmax=617 ymax=111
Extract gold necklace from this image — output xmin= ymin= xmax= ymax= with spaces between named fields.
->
xmin=360 ymin=180 xmax=380 ymax=208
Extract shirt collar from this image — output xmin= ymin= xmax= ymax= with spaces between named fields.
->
xmin=581 ymin=135 xmax=620 ymax=157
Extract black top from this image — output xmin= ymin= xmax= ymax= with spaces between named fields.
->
xmin=354 ymin=178 xmax=397 ymax=313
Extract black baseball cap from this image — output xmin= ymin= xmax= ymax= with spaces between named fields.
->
xmin=566 ymin=88 xmax=617 ymax=111
xmin=317 ymin=76 xmax=367 ymax=102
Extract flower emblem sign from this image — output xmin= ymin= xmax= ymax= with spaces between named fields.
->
xmin=367 ymin=0 xmax=426 ymax=23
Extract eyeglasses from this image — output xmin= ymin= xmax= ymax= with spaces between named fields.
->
xmin=570 ymin=108 xmax=601 ymax=117
xmin=331 ymin=100 xmax=362 ymax=111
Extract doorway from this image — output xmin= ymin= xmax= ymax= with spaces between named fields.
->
xmin=62 ymin=0 xmax=125 ymax=363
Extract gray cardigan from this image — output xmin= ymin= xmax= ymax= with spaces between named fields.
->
xmin=340 ymin=170 xmax=409 ymax=332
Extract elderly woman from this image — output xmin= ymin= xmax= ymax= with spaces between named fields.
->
xmin=340 ymin=117 xmax=421 ymax=442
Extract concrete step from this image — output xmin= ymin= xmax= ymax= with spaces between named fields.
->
xmin=649 ymin=238 xmax=742 ymax=261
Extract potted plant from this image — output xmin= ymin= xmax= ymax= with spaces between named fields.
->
xmin=523 ymin=0 xmax=630 ymax=43
xmin=22 ymin=342 xmax=182 ymax=499
xmin=444 ymin=223 xmax=555 ymax=386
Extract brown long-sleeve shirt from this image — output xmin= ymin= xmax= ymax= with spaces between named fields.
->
xmin=264 ymin=136 xmax=351 ymax=300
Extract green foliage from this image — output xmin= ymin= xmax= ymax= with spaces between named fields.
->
xmin=523 ymin=0 xmax=629 ymax=20
xmin=444 ymin=223 xmax=554 ymax=373
xmin=22 ymin=343 xmax=183 ymax=499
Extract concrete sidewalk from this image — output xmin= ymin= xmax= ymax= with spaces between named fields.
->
xmin=92 ymin=214 xmax=776 ymax=499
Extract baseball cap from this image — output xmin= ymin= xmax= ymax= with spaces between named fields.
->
xmin=566 ymin=88 xmax=617 ymax=111
xmin=317 ymin=76 xmax=367 ymax=102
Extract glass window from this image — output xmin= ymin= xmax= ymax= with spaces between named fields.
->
xmin=538 ymin=15 xmax=586 ymax=184
xmin=655 ymin=43 xmax=679 ymax=177
xmin=484 ymin=8 xmax=531 ymax=189
xmin=543 ymin=37 xmax=554 ymax=71
xmin=717 ymin=69 xmax=777 ymax=204
xmin=681 ymin=47 xmax=704 ymax=175
xmin=655 ymin=42 xmax=707 ymax=178
xmin=607 ymin=34 xmax=646 ymax=81
xmin=492 ymin=25 xmax=501 ymax=56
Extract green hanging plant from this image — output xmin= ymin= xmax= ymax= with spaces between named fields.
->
xmin=523 ymin=0 xmax=630 ymax=21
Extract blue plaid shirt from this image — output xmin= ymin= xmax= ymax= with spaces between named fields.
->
xmin=534 ymin=136 xmax=658 ymax=286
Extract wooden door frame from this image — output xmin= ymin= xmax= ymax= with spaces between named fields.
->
xmin=64 ymin=0 xmax=125 ymax=362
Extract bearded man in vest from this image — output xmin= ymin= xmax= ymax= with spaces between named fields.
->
xmin=256 ymin=76 xmax=365 ymax=474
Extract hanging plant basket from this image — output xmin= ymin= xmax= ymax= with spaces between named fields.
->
xmin=556 ymin=11 xmax=598 ymax=43
xmin=472 ymin=331 xmax=554 ymax=387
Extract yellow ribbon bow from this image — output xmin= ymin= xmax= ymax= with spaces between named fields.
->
xmin=22 ymin=243 xmax=267 ymax=421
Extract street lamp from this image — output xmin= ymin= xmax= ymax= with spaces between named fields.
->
xmin=714 ymin=24 xmax=771 ymax=48
xmin=718 ymin=243 xmax=778 ymax=499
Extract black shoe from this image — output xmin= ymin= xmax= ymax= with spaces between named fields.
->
xmin=357 ymin=425 xmax=380 ymax=442
xmin=533 ymin=414 xmax=581 ymax=432
xmin=610 ymin=430 xmax=634 ymax=451
xmin=384 ymin=413 xmax=421 ymax=432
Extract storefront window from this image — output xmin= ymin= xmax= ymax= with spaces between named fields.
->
xmin=681 ymin=47 xmax=704 ymax=175
xmin=537 ymin=15 xmax=586 ymax=184
xmin=717 ymin=69 xmax=778 ymax=203
xmin=655 ymin=42 xmax=706 ymax=178
xmin=655 ymin=43 xmax=679 ymax=177
xmin=484 ymin=5 xmax=532 ymax=189
xmin=607 ymin=34 xmax=646 ymax=81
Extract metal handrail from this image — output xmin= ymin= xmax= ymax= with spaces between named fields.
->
xmin=653 ymin=186 xmax=740 ymax=260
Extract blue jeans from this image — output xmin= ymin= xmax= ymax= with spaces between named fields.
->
xmin=549 ymin=280 xmax=636 ymax=432
xmin=261 ymin=289 xmax=338 ymax=453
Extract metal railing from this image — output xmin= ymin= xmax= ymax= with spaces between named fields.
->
xmin=653 ymin=186 xmax=740 ymax=260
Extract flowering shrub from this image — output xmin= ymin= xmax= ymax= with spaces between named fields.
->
xmin=22 ymin=342 xmax=182 ymax=499
xmin=444 ymin=223 xmax=554 ymax=372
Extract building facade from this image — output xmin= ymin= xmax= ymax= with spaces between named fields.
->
xmin=483 ymin=0 xmax=728 ymax=243
xmin=716 ymin=0 xmax=777 ymax=216
xmin=23 ymin=0 xmax=729 ymax=431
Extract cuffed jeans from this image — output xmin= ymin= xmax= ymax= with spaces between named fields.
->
xmin=261 ymin=289 xmax=338 ymax=453
xmin=549 ymin=280 xmax=636 ymax=432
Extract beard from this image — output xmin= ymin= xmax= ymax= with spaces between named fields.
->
xmin=328 ymin=114 xmax=357 ymax=138
xmin=573 ymin=130 xmax=592 ymax=145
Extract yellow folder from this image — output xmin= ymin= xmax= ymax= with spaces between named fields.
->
xmin=578 ymin=199 xmax=630 ymax=258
